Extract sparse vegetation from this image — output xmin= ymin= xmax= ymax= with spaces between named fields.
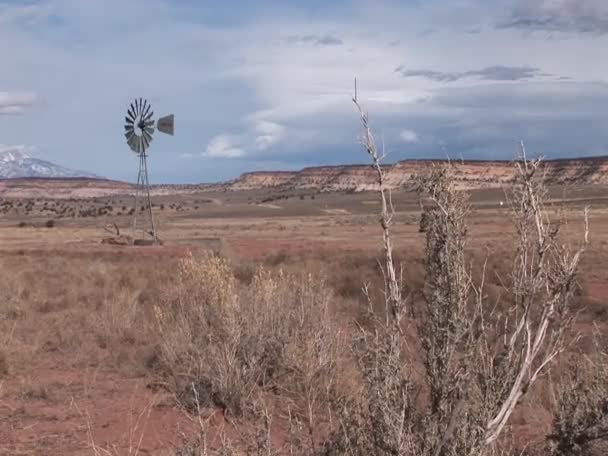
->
xmin=548 ymin=337 xmax=608 ymax=456
xmin=154 ymin=254 xmax=343 ymax=424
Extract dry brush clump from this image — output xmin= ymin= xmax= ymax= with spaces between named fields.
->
xmin=547 ymin=337 xmax=608 ymax=456
xmin=321 ymin=94 xmax=591 ymax=456
xmin=153 ymin=252 xmax=346 ymax=437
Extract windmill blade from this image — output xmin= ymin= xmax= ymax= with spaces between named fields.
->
xmin=125 ymin=131 xmax=133 ymax=141
xmin=125 ymin=116 xmax=134 ymax=125
xmin=142 ymin=101 xmax=151 ymax=120
xmin=129 ymin=135 xmax=138 ymax=151
xmin=142 ymin=132 xmax=151 ymax=151
xmin=127 ymin=135 xmax=138 ymax=152
xmin=144 ymin=110 xmax=154 ymax=122
xmin=124 ymin=124 xmax=134 ymax=132
xmin=143 ymin=129 xmax=153 ymax=145
xmin=140 ymin=99 xmax=147 ymax=119
xmin=144 ymin=127 xmax=155 ymax=137
xmin=157 ymin=114 xmax=174 ymax=136
xmin=128 ymin=104 xmax=136 ymax=120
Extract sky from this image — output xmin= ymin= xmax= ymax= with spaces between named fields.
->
xmin=1 ymin=0 xmax=607 ymax=183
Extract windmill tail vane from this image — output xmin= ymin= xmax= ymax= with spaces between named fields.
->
xmin=124 ymin=98 xmax=174 ymax=242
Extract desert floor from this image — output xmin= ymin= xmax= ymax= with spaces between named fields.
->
xmin=0 ymin=186 xmax=607 ymax=455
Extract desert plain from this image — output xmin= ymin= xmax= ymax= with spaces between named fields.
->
xmin=0 ymin=162 xmax=607 ymax=455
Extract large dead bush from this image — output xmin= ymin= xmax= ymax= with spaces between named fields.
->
xmin=323 ymin=93 xmax=589 ymax=456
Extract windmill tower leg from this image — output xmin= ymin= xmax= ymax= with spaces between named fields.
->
xmin=142 ymin=153 xmax=157 ymax=240
xmin=131 ymin=152 xmax=157 ymax=242
xmin=132 ymin=153 xmax=143 ymax=238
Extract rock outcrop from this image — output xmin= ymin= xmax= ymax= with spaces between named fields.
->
xmin=226 ymin=157 xmax=608 ymax=192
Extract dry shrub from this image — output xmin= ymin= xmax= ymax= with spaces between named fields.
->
xmin=329 ymin=155 xmax=588 ymax=455
xmin=0 ymin=272 xmax=28 ymax=321
xmin=154 ymin=252 xmax=344 ymax=424
xmin=94 ymin=287 xmax=142 ymax=345
xmin=548 ymin=339 xmax=608 ymax=456
xmin=327 ymin=93 xmax=590 ymax=456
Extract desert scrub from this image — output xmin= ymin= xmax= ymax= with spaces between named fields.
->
xmin=326 ymin=92 xmax=590 ymax=456
xmin=548 ymin=339 xmax=608 ymax=456
xmin=154 ymin=252 xmax=344 ymax=425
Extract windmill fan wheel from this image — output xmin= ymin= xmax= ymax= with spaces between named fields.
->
xmin=124 ymin=98 xmax=155 ymax=154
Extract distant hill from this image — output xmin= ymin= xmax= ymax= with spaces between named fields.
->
xmin=1 ymin=156 xmax=608 ymax=199
xmin=0 ymin=149 xmax=99 ymax=179
xmin=226 ymin=157 xmax=608 ymax=192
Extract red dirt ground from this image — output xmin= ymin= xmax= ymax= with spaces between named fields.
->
xmin=0 ymin=220 xmax=606 ymax=454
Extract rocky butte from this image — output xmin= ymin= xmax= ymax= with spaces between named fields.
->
xmin=1 ymin=157 xmax=607 ymax=198
xmin=227 ymin=157 xmax=608 ymax=192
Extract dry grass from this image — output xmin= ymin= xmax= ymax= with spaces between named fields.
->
xmin=153 ymin=253 xmax=346 ymax=433
xmin=0 ymin=252 xmax=176 ymax=375
xmin=548 ymin=338 xmax=608 ymax=456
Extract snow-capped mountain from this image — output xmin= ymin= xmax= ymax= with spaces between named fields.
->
xmin=0 ymin=147 xmax=99 ymax=179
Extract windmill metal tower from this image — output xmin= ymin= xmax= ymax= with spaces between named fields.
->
xmin=124 ymin=98 xmax=174 ymax=242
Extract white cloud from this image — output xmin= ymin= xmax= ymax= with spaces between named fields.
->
xmin=0 ymin=92 xmax=37 ymax=114
xmin=0 ymin=144 xmax=35 ymax=155
xmin=502 ymin=0 xmax=608 ymax=34
xmin=0 ymin=4 xmax=52 ymax=26
xmin=254 ymin=121 xmax=286 ymax=150
xmin=205 ymin=135 xmax=245 ymax=158
xmin=399 ymin=129 xmax=419 ymax=143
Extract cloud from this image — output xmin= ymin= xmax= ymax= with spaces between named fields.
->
xmin=395 ymin=68 xmax=462 ymax=83
xmin=386 ymin=80 xmax=608 ymax=160
xmin=0 ymin=3 xmax=52 ymax=26
xmin=254 ymin=121 xmax=285 ymax=151
xmin=395 ymin=65 xmax=545 ymax=82
xmin=399 ymin=129 xmax=418 ymax=143
xmin=499 ymin=0 xmax=608 ymax=34
xmin=287 ymin=34 xmax=343 ymax=46
xmin=203 ymin=121 xmax=287 ymax=159
xmin=469 ymin=66 xmax=544 ymax=81
xmin=0 ymin=144 xmax=34 ymax=157
xmin=0 ymin=92 xmax=37 ymax=114
xmin=205 ymin=135 xmax=245 ymax=158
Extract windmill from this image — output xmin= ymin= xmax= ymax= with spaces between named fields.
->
xmin=124 ymin=98 xmax=174 ymax=242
